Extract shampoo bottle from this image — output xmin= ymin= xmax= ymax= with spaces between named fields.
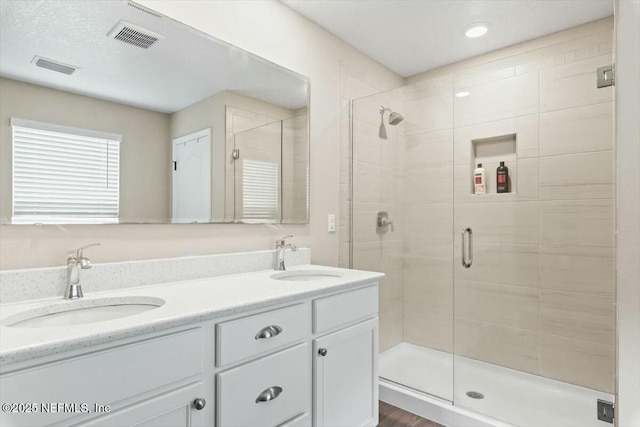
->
xmin=497 ymin=161 xmax=509 ymax=193
xmin=474 ymin=163 xmax=486 ymax=194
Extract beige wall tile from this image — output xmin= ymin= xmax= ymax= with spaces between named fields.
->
xmin=404 ymin=239 xmax=453 ymax=281
xmin=454 ymin=115 xmax=539 ymax=165
xmin=454 ymin=73 xmax=538 ymax=127
xmin=454 ymin=201 xmax=539 ymax=244
xmin=455 ymin=318 xmax=539 ymax=374
xmin=540 ymin=54 xmax=613 ymax=112
xmin=540 ymin=151 xmax=614 ymax=200
xmin=404 ymin=92 xmax=453 ymax=135
xmin=403 ymin=203 xmax=453 ymax=242
xmin=404 ymin=308 xmax=453 ymax=353
xmin=539 ymin=199 xmax=614 ymax=246
xmin=454 ymin=241 xmax=539 ymax=288
xmin=405 ymin=129 xmax=453 ymax=170
xmin=380 ymin=308 xmax=404 ymax=352
xmin=539 ymin=103 xmax=614 ymax=156
xmin=404 ymin=273 xmax=452 ymax=313
xmin=540 ymin=290 xmax=615 ymax=345
xmin=539 ymin=245 xmax=615 ymax=296
xmin=540 ymin=334 xmax=614 ymax=393
xmin=404 ymin=167 xmax=454 ymax=205
xmin=455 ymin=280 xmax=539 ymax=331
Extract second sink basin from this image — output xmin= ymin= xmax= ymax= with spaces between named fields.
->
xmin=2 ymin=296 xmax=165 ymax=329
xmin=271 ymin=270 xmax=344 ymax=282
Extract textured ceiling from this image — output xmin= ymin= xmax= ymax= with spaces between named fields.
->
xmin=281 ymin=0 xmax=613 ymax=77
xmin=0 ymin=1 xmax=308 ymax=113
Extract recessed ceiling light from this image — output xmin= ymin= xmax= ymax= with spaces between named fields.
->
xmin=465 ymin=23 xmax=489 ymax=39
xmin=455 ymin=91 xmax=470 ymax=98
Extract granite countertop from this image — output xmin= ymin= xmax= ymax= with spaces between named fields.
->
xmin=0 ymin=265 xmax=383 ymax=365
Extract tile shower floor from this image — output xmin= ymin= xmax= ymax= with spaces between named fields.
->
xmin=380 ymin=342 xmax=614 ymax=427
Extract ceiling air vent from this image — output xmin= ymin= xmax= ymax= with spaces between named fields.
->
xmin=107 ymin=20 xmax=164 ymax=49
xmin=127 ymin=2 xmax=163 ymax=18
xmin=31 ymin=56 xmax=78 ymax=75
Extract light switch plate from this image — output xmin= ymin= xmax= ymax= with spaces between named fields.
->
xmin=327 ymin=214 xmax=336 ymax=232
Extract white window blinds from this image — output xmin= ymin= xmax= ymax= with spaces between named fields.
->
xmin=11 ymin=118 xmax=121 ymax=224
xmin=242 ymin=159 xmax=279 ymax=221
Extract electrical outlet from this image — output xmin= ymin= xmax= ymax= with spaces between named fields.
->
xmin=327 ymin=214 xmax=336 ymax=232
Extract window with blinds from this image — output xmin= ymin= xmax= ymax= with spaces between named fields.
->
xmin=241 ymin=159 xmax=279 ymax=222
xmin=11 ymin=118 xmax=121 ymax=224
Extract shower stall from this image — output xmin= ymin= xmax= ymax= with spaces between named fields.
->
xmin=348 ymin=17 xmax=616 ymax=427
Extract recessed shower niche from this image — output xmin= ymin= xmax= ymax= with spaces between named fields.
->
xmin=470 ymin=133 xmax=517 ymax=196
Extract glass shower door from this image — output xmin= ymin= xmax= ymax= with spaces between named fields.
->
xmin=351 ymin=79 xmax=455 ymax=402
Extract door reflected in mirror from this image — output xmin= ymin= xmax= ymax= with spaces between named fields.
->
xmin=0 ymin=0 xmax=310 ymax=225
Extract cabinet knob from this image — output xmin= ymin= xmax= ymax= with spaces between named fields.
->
xmin=193 ymin=398 xmax=206 ymax=410
xmin=318 ymin=348 xmax=328 ymax=356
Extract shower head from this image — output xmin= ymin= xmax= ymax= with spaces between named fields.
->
xmin=388 ymin=111 xmax=404 ymax=125
xmin=379 ymin=106 xmax=403 ymax=139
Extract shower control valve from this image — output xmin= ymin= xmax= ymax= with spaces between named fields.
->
xmin=376 ymin=211 xmax=394 ymax=233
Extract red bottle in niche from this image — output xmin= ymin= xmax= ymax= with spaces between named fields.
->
xmin=497 ymin=161 xmax=509 ymax=193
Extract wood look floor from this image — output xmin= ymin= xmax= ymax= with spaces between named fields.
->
xmin=378 ymin=401 xmax=443 ymax=427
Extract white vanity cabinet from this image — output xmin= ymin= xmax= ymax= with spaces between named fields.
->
xmin=312 ymin=286 xmax=379 ymax=427
xmin=0 ymin=282 xmax=379 ymax=427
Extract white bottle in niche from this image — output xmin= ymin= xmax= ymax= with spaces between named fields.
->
xmin=474 ymin=163 xmax=486 ymax=194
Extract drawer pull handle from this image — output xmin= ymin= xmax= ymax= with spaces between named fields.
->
xmin=255 ymin=386 xmax=283 ymax=403
xmin=192 ymin=398 xmax=206 ymax=410
xmin=318 ymin=348 xmax=328 ymax=357
xmin=255 ymin=325 xmax=283 ymax=340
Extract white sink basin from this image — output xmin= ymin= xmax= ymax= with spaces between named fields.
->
xmin=271 ymin=270 xmax=344 ymax=282
xmin=2 ymin=296 xmax=165 ymax=328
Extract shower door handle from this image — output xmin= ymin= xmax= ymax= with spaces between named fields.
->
xmin=461 ymin=227 xmax=473 ymax=268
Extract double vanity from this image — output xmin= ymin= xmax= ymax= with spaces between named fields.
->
xmin=0 ymin=250 xmax=382 ymax=427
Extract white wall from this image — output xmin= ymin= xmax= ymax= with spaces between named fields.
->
xmin=615 ymin=0 xmax=640 ymax=425
xmin=0 ymin=0 xmax=402 ymax=270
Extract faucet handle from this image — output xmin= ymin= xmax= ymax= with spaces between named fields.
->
xmin=276 ymin=235 xmax=294 ymax=245
xmin=68 ymin=242 xmax=101 ymax=258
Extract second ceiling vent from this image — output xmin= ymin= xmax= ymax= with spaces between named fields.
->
xmin=107 ymin=20 xmax=164 ymax=49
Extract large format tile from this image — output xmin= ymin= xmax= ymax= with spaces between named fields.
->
xmin=540 ymin=290 xmax=615 ymax=345
xmin=539 ymin=245 xmax=615 ymax=296
xmin=403 ymin=167 xmax=454 ymax=205
xmin=403 ymin=203 xmax=453 ymax=242
xmin=539 ymin=103 xmax=614 ymax=156
xmin=405 ymin=129 xmax=453 ymax=170
xmin=404 ymin=273 xmax=452 ymax=313
xmin=454 ymin=280 xmax=539 ymax=331
xmin=539 ymin=151 xmax=614 ymax=200
xmin=454 ymin=115 xmax=539 ymax=165
xmin=405 ymin=92 xmax=453 ymax=135
xmin=539 ymin=199 xmax=614 ymax=247
xmin=454 ymin=241 xmax=539 ymax=288
xmin=404 ymin=308 xmax=453 ymax=353
xmin=540 ymin=334 xmax=614 ymax=393
xmin=380 ymin=308 xmax=404 ymax=353
xmin=454 ymin=73 xmax=538 ymax=127
xmin=454 ymin=201 xmax=539 ymax=244
xmin=454 ymin=318 xmax=538 ymax=374
xmin=403 ymin=239 xmax=454 ymax=281
xmin=540 ymin=54 xmax=613 ymax=112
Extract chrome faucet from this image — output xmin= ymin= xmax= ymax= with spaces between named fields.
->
xmin=65 ymin=243 xmax=100 ymax=299
xmin=275 ymin=235 xmax=298 ymax=271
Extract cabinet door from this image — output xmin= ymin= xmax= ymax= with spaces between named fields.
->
xmin=313 ymin=318 xmax=378 ymax=427
xmin=79 ymin=382 xmax=208 ymax=427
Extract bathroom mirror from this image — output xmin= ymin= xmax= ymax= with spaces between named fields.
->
xmin=0 ymin=0 xmax=310 ymax=225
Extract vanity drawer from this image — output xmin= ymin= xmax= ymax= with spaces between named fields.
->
xmin=217 ymin=303 xmax=309 ymax=366
xmin=217 ymin=343 xmax=310 ymax=427
xmin=0 ymin=328 xmax=203 ymax=427
xmin=313 ymin=285 xmax=378 ymax=334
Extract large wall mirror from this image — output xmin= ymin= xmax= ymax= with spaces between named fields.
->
xmin=0 ymin=0 xmax=310 ymax=225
